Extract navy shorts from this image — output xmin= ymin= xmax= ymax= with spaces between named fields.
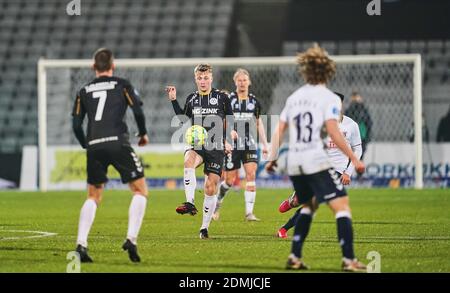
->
xmin=290 ymin=169 xmax=346 ymax=205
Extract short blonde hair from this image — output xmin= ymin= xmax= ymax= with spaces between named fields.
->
xmin=233 ymin=68 xmax=251 ymax=85
xmin=297 ymin=44 xmax=336 ymax=85
xmin=194 ymin=63 xmax=213 ymax=74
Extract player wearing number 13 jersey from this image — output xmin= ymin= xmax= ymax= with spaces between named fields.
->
xmin=71 ymin=48 xmax=149 ymax=264
xmin=267 ymin=44 xmax=366 ymax=272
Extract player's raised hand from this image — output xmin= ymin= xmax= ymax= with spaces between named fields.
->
xmin=138 ymin=134 xmax=149 ymax=146
xmin=165 ymin=85 xmax=177 ymax=101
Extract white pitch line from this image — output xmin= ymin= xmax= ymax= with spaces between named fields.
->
xmin=0 ymin=230 xmax=58 ymax=241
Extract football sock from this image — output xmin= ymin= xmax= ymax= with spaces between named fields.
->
xmin=244 ymin=190 xmax=256 ymax=215
xmin=184 ymin=168 xmax=196 ymax=204
xmin=127 ymin=194 xmax=147 ymax=245
xmin=76 ymin=199 xmax=97 ymax=247
xmin=290 ymin=207 xmax=313 ymax=258
xmin=336 ymin=211 xmax=355 ymax=260
xmin=201 ymin=194 xmax=217 ymax=230
xmin=218 ymin=182 xmax=230 ymax=201
xmin=283 ymin=208 xmax=302 ymax=230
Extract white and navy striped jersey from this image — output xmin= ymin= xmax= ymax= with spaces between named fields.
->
xmin=280 ymin=84 xmax=342 ymax=175
xmin=326 ymin=115 xmax=362 ymax=176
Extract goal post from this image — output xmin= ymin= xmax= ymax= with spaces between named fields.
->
xmin=37 ymin=54 xmax=423 ymax=191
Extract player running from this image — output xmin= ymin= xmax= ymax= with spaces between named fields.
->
xmin=72 ymin=48 xmax=149 ymax=263
xmin=269 ymin=92 xmax=363 ymax=238
xmin=166 ymin=64 xmax=235 ymax=239
xmin=267 ymin=44 xmax=367 ymax=272
xmin=213 ymin=68 xmax=269 ymax=221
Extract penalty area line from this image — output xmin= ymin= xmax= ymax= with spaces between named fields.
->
xmin=0 ymin=229 xmax=58 ymax=241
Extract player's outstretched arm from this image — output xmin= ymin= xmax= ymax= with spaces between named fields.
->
xmin=166 ymin=85 xmax=184 ymax=115
xmin=326 ymin=119 xmax=365 ymax=174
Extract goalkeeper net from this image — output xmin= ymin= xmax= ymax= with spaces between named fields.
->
xmin=38 ymin=55 xmax=422 ymax=190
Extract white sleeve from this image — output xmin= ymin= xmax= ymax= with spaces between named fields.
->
xmin=280 ymin=103 xmax=289 ymax=123
xmin=324 ymin=96 xmax=341 ymax=121
xmin=345 ymin=122 xmax=363 ymax=176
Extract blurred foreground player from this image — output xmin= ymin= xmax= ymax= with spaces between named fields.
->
xmin=267 ymin=44 xmax=366 ymax=272
xmin=270 ymin=93 xmax=362 ymax=239
xmin=72 ymin=48 xmax=149 ymax=263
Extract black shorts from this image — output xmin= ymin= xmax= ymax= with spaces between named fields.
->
xmin=87 ymin=144 xmax=144 ymax=185
xmin=224 ymin=150 xmax=258 ymax=171
xmin=188 ymin=148 xmax=224 ymax=176
xmin=290 ymin=169 xmax=346 ymax=205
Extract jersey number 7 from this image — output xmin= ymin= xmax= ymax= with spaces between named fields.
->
xmin=93 ymin=91 xmax=107 ymax=121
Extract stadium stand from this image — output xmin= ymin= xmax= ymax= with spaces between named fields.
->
xmin=0 ymin=0 xmax=235 ymax=152
xmin=0 ymin=0 xmax=448 ymax=152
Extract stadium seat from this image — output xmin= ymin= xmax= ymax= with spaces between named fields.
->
xmin=373 ymin=41 xmax=391 ymax=54
xmin=392 ymin=40 xmax=409 ymax=53
xmin=320 ymin=41 xmax=337 ymax=55
xmin=355 ymin=41 xmax=372 ymax=55
xmin=409 ymin=40 xmax=427 ymax=54
xmin=427 ymin=40 xmax=444 ymax=54
xmin=338 ymin=41 xmax=354 ymax=55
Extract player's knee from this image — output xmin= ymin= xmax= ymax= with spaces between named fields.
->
xmin=204 ymin=182 xmax=215 ymax=196
xmin=328 ymin=196 xmax=350 ymax=213
xmin=205 ymin=178 xmax=219 ymax=195
xmin=245 ymin=181 xmax=256 ymax=192
xmin=225 ymin=173 xmax=235 ymax=186
xmin=88 ymin=193 xmax=102 ymax=204
xmin=184 ymin=161 xmax=195 ymax=169
xmin=129 ymin=178 xmax=148 ymax=197
xmin=246 ymin=171 xmax=256 ymax=181
xmin=88 ymin=184 xmax=103 ymax=204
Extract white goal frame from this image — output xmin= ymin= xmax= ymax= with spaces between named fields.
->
xmin=37 ymin=54 xmax=423 ymax=191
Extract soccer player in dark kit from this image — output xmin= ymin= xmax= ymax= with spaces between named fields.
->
xmin=72 ymin=48 xmax=149 ymax=263
xmin=213 ymin=68 xmax=269 ymax=222
xmin=166 ymin=63 xmax=236 ymax=239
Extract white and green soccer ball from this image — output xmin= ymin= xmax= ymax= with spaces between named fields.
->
xmin=185 ymin=125 xmax=208 ymax=147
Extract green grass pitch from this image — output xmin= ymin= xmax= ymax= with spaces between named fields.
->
xmin=0 ymin=188 xmax=449 ymax=272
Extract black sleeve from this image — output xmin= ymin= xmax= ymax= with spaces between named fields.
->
xmin=71 ymin=92 xmax=87 ymax=149
xmin=124 ymin=83 xmax=147 ymax=136
xmin=223 ymin=93 xmax=234 ymax=143
xmin=171 ymin=99 xmax=184 ymax=116
xmin=255 ymin=99 xmax=262 ymax=119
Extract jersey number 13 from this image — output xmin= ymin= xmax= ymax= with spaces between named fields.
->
xmin=294 ymin=112 xmax=313 ymax=143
